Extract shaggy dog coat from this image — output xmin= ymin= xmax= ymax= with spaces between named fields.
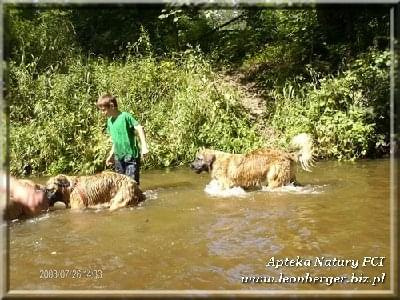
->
xmin=46 ymin=171 xmax=145 ymax=210
xmin=191 ymin=133 xmax=314 ymax=189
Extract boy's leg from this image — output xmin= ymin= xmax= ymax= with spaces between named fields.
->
xmin=134 ymin=157 xmax=141 ymax=184
xmin=114 ymin=158 xmax=126 ymax=175
xmin=125 ymin=158 xmax=140 ymax=185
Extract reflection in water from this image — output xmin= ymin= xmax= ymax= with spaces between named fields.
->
xmin=8 ymin=160 xmax=391 ymax=291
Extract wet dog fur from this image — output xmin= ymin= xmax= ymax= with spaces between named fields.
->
xmin=191 ymin=133 xmax=315 ymax=189
xmin=45 ymin=171 xmax=145 ymax=210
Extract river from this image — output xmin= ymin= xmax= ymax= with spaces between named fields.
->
xmin=6 ymin=159 xmax=392 ymax=295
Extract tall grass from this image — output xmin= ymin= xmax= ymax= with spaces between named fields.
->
xmin=268 ymin=49 xmax=390 ymax=160
xmin=8 ymin=49 xmax=265 ymax=175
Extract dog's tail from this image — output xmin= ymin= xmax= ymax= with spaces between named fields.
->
xmin=290 ymin=133 xmax=315 ymax=172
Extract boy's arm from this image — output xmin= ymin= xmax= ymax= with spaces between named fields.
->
xmin=134 ymin=125 xmax=149 ymax=157
xmin=106 ymin=144 xmax=115 ymax=166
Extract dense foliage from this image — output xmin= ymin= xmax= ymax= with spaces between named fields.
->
xmin=8 ymin=44 xmax=263 ymax=175
xmin=5 ymin=4 xmax=390 ymax=175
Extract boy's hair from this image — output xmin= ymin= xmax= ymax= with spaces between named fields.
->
xmin=97 ymin=93 xmax=118 ymax=108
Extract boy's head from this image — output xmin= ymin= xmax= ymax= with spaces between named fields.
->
xmin=97 ymin=93 xmax=118 ymax=116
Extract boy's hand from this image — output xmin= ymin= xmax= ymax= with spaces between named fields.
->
xmin=106 ymin=155 xmax=114 ymax=166
xmin=141 ymin=146 xmax=149 ymax=159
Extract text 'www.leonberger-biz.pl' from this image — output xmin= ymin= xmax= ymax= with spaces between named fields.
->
xmin=191 ymin=133 xmax=315 ymax=190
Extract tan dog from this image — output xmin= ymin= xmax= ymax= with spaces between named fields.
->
xmin=4 ymin=179 xmax=47 ymax=220
xmin=191 ymin=133 xmax=315 ymax=189
xmin=45 ymin=171 xmax=145 ymax=210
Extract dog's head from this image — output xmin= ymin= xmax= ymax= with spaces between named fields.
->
xmin=45 ymin=175 xmax=72 ymax=208
xmin=191 ymin=149 xmax=216 ymax=174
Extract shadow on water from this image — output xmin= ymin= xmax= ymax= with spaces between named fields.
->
xmin=7 ymin=159 xmax=392 ymax=291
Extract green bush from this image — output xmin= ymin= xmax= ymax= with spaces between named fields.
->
xmin=269 ymin=49 xmax=390 ymax=160
xmin=8 ymin=48 xmax=264 ymax=175
xmin=6 ymin=7 xmax=390 ymax=175
xmin=5 ymin=8 xmax=77 ymax=72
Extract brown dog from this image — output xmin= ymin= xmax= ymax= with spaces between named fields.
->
xmin=4 ymin=179 xmax=47 ymax=220
xmin=191 ymin=133 xmax=315 ymax=189
xmin=45 ymin=171 xmax=145 ymax=210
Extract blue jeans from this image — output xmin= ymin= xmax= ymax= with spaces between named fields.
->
xmin=114 ymin=156 xmax=141 ymax=185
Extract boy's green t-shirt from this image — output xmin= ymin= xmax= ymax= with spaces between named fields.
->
xmin=107 ymin=111 xmax=140 ymax=160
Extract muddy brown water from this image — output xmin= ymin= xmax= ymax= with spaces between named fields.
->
xmin=6 ymin=159 xmax=392 ymax=292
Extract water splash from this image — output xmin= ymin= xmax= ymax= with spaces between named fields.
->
xmin=143 ymin=189 xmax=158 ymax=200
xmin=204 ymin=180 xmax=248 ymax=198
xmin=27 ymin=213 xmax=50 ymax=224
xmin=261 ymin=183 xmax=325 ymax=194
xmin=204 ymin=180 xmax=324 ymax=197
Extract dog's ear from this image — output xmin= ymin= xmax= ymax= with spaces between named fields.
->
xmin=203 ymin=153 xmax=216 ymax=171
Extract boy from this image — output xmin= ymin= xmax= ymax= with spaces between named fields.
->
xmin=97 ymin=94 xmax=149 ymax=185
